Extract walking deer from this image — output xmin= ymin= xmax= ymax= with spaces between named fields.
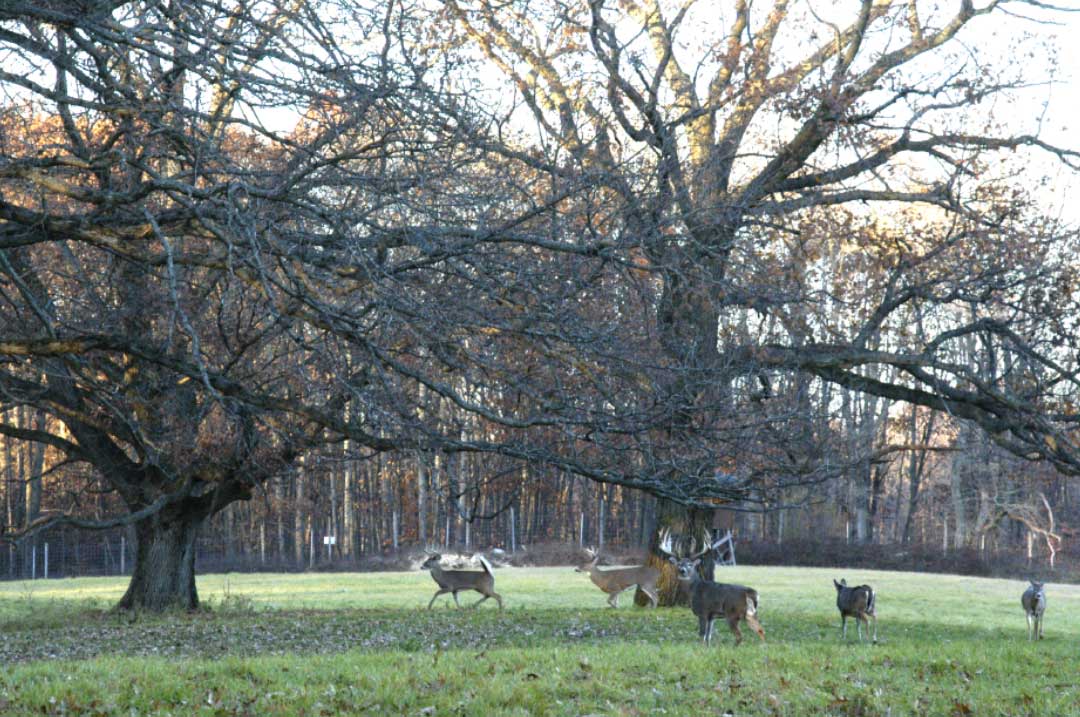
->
xmin=421 ymin=552 xmax=503 ymax=610
xmin=1021 ymin=580 xmax=1046 ymax=640
xmin=656 ymin=528 xmax=764 ymax=646
xmin=575 ymin=548 xmax=660 ymax=608
xmin=834 ymin=578 xmax=877 ymax=643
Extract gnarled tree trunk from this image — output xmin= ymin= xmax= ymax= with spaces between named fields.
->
xmin=118 ymin=510 xmax=205 ymax=611
xmin=635 ymin=500 xmax=715 ymax=606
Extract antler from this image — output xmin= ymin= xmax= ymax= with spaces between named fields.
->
xmin=656 ymin=528 xmax=676 ymax=559
xmin=689 ymin=529 xmax=713 ymax=560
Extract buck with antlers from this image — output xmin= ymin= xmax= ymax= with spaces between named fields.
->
xmin=421 ymin=552 xmax=503 ymax=610
xmin=656 ymin=528 xmax=764 ymax=646
xmin=575 ymin=548 xmax=660 ymax=608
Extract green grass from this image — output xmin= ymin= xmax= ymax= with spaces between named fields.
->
xmin=2 ymin=567 xmax=1079 ymax=715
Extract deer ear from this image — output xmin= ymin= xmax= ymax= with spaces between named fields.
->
xmin=667 ymin=556 xmax=678 ymax=565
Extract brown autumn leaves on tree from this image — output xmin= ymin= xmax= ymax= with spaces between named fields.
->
xmin=428 ymin=0 xmax=1080 ymax=600
xmin=1 ymin=0 xmax=1079 ymax=610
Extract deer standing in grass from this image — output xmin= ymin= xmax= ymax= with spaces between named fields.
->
xmin=834 ymin=579 xmax=877 ymax=643
xmin=421 ymin=553 xmax=503 ymax=610
xmin=656 ymin=529 xmax=764 ymax=646
xmin=1022 ymin=580 xmax=1046 ymax=640
xmin=575 ymin=548 xmax=660 ymax=608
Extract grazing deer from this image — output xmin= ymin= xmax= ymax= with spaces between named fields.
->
xmin=656 ymin=528 xmax=765 ymax=646
xmin=834 ymin=579 xmax=877 ymax=643
xmin=421 ymin=553 xmax=503 ymax=610
xmin=1022 ymin=580 xmax=1046 ymax=641
xmin=575 ymin=548 xmax=660 ymax=608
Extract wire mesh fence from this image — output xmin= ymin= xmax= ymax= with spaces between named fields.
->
xmin=0 ymin=528 xmax=324 ymax=581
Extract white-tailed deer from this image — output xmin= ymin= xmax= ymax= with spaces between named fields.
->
xmin=1022 ymin=580 xmax=1046 ymax=640
xmin=575 ymin=548 xmax=660 ymax=608
xmin=421 ymin=553 xmax=503 ymax=610
xmin=834 ymin=578 xmax=877 ymax=643
xmin=656 ymin=528 xmax=764 ymax=646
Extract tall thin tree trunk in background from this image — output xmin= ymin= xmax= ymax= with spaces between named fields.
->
xmin=343 ymin=456 xmax=354 ymax=559
xmin=275 ymin=475 xmax=286 ymax=562
xmin=25 ymin=410 xmax=46 ymax=569
xmin=951 ymin=433 xmax=969 ymax=549
xmin=417 ymin=452 xmax=428 ymax=546
xmin=902 ymin=408 xmax=935 ymax=543
xmin=294 ymin=466 xmax=305 ymax=567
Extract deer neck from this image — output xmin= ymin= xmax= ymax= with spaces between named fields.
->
xmin=586 ymin=562 xmax=605 ymax=585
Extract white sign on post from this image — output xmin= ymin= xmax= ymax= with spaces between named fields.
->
xmin=323 ymin=535 xmax=336 ymax=561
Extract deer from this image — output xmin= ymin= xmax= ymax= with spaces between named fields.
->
xmin=1021 ymin=580 xmax=1046 ymax=641
xmin=834 ymin=578 xmax=877 ymax=643
xmin=656 ymin=528 xmax=765 ymax=646
xmin=575 ymin=548 xmax=660 ymax=608
xmin=421 ymin=552 xmax=503 ymax=610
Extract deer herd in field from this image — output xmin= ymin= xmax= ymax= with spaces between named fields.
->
xmin=421 ymin=532 xmax=1049 ymax=646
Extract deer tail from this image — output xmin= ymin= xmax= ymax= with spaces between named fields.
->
xmin=866 ymin=587 xmax=876 ymax=615
xmin=746 ymin=589 xmax=759 ymax=615
xmin=477 ymin=555 xmax=494 ymax=576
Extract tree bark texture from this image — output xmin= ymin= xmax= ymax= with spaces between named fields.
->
xmin=635 ymin=499 xmax=715 ymax=606
xmin=117 ymin=511 xmax=204 ymax=611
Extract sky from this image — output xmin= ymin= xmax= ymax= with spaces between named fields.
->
xmin=972 ymin=3 xmax=1080 ymax=224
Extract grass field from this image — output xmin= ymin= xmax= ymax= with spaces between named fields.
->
xmin=2 ymin=566 xmax=1079 ymax=715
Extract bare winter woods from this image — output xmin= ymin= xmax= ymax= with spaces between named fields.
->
xmin=1 ymin=0 xmax=1079 ymax=608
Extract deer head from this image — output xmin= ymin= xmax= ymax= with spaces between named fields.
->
xmin=657 ymin=528 xmax=712 ymax=580
xmin=575 ymin=547 xmax=600 ymax=572
xmin=421 ymin=552 xmax=442 ymax=570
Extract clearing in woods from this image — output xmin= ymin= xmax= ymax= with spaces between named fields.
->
xmin=1 ymin=566 xmax=1078 ymax=715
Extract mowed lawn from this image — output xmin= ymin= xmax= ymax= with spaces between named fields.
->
xmin=1 ymin=566 xmax=1078 ymax=716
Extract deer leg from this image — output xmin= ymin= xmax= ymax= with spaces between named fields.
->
xmin=856 ymin=615 xmax=864 ymax=642
xmin=1037 ymin=614 xmax=1044 ymax=640
xmin=641 ymin=585 xmax=658 ymax=608
xmin=493 ymin=591 xmax=503 ymax=610
xmin=607 ymin=591 xmax=619 ymax=608
xmin=726 ymin=614 xmax=743 ymax=646
xmin=472 ymin=594 xmax=489 ymax=608
xmin=1026 ymin=613 xmax=1033 ymax=641
xmin=428 ymin=589 xmax=450 ymax=610
xmin=744 ymin=612 xmax=766 ymax=643
xmin=841 ymin=614 xmax=848 ymax=640
xmin=698 ymin=614 xmax=710 ymax=644
xmin=452 ymin=591 xmax=462 ymax=608
xmin=869 ymin=613 xmax=878 ymax=644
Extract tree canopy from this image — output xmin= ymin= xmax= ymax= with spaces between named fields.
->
xmin=1 ymin=0 xmax=1078 ymax=609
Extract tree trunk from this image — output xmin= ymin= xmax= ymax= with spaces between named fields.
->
xmin=634 ymin=499 xmax=714 ymax=606
xmin=118 ymin=511 xmax=204 ymax=611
